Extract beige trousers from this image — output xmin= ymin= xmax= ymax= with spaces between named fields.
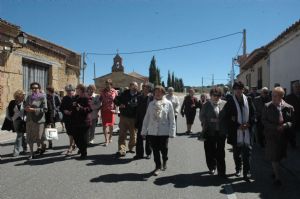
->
xmin=118 ymin=115 xmax=137 ymax=154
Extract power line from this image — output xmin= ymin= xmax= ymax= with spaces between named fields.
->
xmin=86 ymin=31 xmax=242 ymax=56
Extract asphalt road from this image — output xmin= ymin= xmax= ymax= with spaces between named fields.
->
xmin=1 ymin=96 xmax=300 ymax=199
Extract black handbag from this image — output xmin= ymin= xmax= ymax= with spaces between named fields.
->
xmin=55 ymin=110 xmax=63 ymax=122
xmin=18 ymin=120 xmax=26 ymax=133
xmin=15 ymin=116 xmax=26 ymax=133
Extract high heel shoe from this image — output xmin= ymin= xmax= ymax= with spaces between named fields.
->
xmin=40 ymin=144 xmax=46 ymax=155
xmin=65 ymin=149 xmax=72 ymax=156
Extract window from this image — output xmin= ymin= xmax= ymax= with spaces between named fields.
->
xmin=23 ymin=59 xmax=50 ymax=94
xmin=257 ymin=67 xmax=262 ymax=89
xmin=246 ymin=73 xmax=251 ymax=88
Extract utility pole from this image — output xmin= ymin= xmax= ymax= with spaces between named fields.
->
xmin=212 ymin=74 xmax=214 ymax=86
xmin=243 ymin=29 xmax=247 ymax=56
xmin=201 ymin=76 xmax=203 ymax=93
xmin=82 ymin=52 xmax=87 ymax=84
xmin=93 ymin=62 xmax=96 ymax=80
xmin=231 ymin=58 xmax=235 ymax=87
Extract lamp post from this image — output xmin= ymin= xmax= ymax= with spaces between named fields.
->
xmin=17 ymin=32 xmax=28 ymax=47
xmin=0 ymin=31 xmax=28 ymax=53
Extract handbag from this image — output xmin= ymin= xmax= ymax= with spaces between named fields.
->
xmin=18 ymin=120 xmax=26 ymax=133
xmin=45 ymin=128 xmax=59 ymax=140
xmin=55 ymin=110 xmax=63 ymax=122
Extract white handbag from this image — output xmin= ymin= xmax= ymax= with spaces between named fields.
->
xmin=45 ymin=128 xmax=59 ymax=140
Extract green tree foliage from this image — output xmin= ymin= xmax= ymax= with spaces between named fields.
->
xmin=167 ymin=70 xmax=171 ymax=88
xmin=149 ymin=56 xmax=157 ymax=85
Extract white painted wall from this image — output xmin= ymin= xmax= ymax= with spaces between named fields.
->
xmin=270 ymin=30 xmax=300 ymax=94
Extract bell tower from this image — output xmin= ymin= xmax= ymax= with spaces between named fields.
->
xmin=112 ymin=53 xmax=124 ymax=72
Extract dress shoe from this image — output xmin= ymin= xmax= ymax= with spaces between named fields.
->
xmin=235 ymin=170 xmax=241 ymax=177
xmin=27 ymin=155 xmax=36 ymax=160
xmin=79 ymin=154 xmax=87 ymax=160
xmin=162 ymin=161 xmax=167 ymax=171
xmin=35 ymin=148 xmax=42 ymax=155
xmin=116 ymin=152 xmax=126 ymax=158
xmin=145 ymin=155 xmax=151 ymax=159
xmin=218 ymin=173 xmax=228 ymax=179
xmin=243 ymin=176 xmax=252 ymax=183
xmin=133 ymin=155 xmax=143 ymax=160
xmin=128 ymin=150 xmax=135 ymax=154
xmin=209 ymin=169 xmax=216 ymax=175
xmin=153 ymin=169 xmax=161 ymax=176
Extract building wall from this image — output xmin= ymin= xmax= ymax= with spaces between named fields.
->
xmin=269 ymin=30 xmax=300 ymax=94
xmin=0 ymin=47 xmax=79 ymax=118
xmin=238 ymin=57 xmax=270 ymax=89
xmin=95 ymin=72 xmax=145 ymax=92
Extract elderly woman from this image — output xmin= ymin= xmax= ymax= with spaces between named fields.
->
xmin=25 ymin=82 xmax=47 ymax=160
xmin=166 ymin=87 xmax=180 ymax=121
xmin=71 ymin=84 xmax=92 ymax=159
xmin=262 ymin=87 xmax=294 ymax=186
xmin=60 ymin=85 xmax=76 ymax=155
xmin=141 ymin=86 xmax=176 ymax=176
xmin=100 ymin=79 xmax=118 ymax=146
xmin=87 ymin=84 xmax=101 ymax=144
xmin=7 ymin=90 xmax=27 ymax=157
xmin=181 ymin=88 xmax=198 ymax=134
xmin=200 ymin=87 xmax=227 ymax=178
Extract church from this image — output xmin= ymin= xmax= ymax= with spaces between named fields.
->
xmin=94 ymin=54 xmax=148 ymax=92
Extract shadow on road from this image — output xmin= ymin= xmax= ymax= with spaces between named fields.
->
xmin=86 ymin=154 xmax=133 ymax=166
xmin=90 ymin=172 xmax=153 ymax=183
xmin=0 ymin=141 xmax=15 ymax=147
xmin=153 ymin=172 xmax=241 ymax=188
xmin=13 ymin=151 xmax=69 ymax=166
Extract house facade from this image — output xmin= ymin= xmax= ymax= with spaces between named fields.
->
xmin=238 ymin=19 xmax=300 ymax=94
xmin=0 ymin=18 xmax=81 ymax=118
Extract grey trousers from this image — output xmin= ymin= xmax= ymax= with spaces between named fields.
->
xmin=13 ymin=120 xmax=27 ymax=155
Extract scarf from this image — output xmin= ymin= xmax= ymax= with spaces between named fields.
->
xmin=233 ymin=94 xmax=250 ymax=146
xmin=210 ymin=99 xmax=222 ymax=131
xmin=153 ymin=98 xmax=166 ymax=121
xmin=31 ymin=92 xmax=43 ymax=101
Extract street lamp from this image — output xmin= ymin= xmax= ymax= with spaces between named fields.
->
xmin=0 ymin=31 xmax=28 ymax=53
xmin=17 ymin=32 xmax=28 ymax=47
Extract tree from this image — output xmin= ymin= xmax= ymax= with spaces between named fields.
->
xmin=156 ymin=68 xmax=161 ymax=85
xmin=149 ymin=56 xmax=157 ymax=85
xmin=161 ymin=81 xmax=165 ymax=88
xmin=171 ymin=72 xmax=175 ymax=88
xmin=179 ymin=78 xmax=184 ymax=92
xmin=167 ymin=70 xmax=171 ymax=88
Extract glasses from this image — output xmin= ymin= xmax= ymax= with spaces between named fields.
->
xmin=212 ymin=94 xmax=221 ymax=98
xmin=31 ymin=87 xmax=39 ymax=90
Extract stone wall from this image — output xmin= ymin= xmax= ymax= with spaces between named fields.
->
xmin=0 ymin=47 xmax=79 ymax=118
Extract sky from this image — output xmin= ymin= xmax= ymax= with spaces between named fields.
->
xmin=1 ymin=0 xmax=299 ymax=86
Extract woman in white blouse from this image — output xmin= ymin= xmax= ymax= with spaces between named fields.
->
xmin=141 ymin=85 xmax=176 ymax=176
xmin=7 ymin=90 xmax=27 ymax=157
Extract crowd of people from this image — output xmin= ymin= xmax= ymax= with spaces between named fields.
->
xmin=1 ymin=79 xmax=299 ymax=186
